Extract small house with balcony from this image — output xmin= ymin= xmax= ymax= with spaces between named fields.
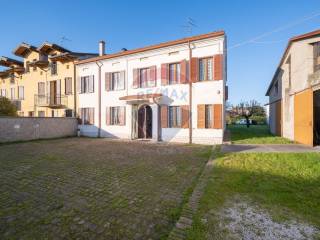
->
xmin=0 ymin=42 xmax=96 ymax=117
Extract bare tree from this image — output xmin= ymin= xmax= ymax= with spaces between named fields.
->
xmin=236 ymin=100 xmax=260 ymax=128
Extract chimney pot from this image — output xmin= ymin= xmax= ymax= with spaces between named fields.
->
xmin=99 ymin=40 xmax=105 ymax=56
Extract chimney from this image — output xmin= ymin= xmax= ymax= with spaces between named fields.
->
xmin=99 ymin=40 xmax=105 ymax=56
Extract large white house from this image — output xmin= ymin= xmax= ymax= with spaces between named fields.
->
xmin=75 ymin=31 xmax=227 ymax=144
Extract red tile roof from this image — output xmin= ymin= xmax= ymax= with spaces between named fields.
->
xmin=76 ymin=30 xmax=225 ymax=65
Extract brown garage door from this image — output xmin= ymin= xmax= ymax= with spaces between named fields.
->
xmin=294 ymin=89 xmax=313 ymax=146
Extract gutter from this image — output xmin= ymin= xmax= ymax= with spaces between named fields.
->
xmin=73 ymin=62 xmax=77 ymax=117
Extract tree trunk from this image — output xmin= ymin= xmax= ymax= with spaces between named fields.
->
xmin=245 ymin=116 xmax=250 ymax=128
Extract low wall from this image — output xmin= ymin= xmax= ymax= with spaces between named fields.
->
xmin=0 ymin=117 xmax=78 ymax=143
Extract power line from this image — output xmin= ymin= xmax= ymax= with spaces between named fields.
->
xmin=229 ymin=10 xmax=320 ymax=50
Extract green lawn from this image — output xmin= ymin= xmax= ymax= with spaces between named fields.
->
xmin=228 ymin=125 xmax=292 ymax=144
xmin=187 ymin=151 xmax=320 ymax=239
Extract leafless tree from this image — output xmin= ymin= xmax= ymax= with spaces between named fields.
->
xmin=236 ymin=100 xmax=260 ymax=128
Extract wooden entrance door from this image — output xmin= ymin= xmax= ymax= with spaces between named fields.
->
xmin=50 ymin=81 xmax=57 ymax=105
xmin=138 ymin=105 xmax=152 ymax=139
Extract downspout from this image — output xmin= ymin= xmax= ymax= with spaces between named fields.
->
xmin=188 ymin=41 xmax=193 ymax=144
xmin=153 ymin=96 xmax=161 ymax=141
xmin=73 ymin=61 xmax=77 ymax=117
xmin=95 ymin=61 xmax=103 ymax=137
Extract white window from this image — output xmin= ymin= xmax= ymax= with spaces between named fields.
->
xmin=79 ymin=108 xmax=94 ymax=125
xmin=0 ymin=89 xmax=6 ymax=97
xmin=139 ymin=67 xmax=156 ymax=88
xmin=107 ymin=106 xmax=125 ymax=125
xmin=169 ymin=106 xmax=182 ymax=128
xmin=111 ymin=107 xmax=120 ymax=125
xmin=169 ymin=63 xmax=181 ymax=84
xmin=80 ymin=76 xmax=94 ymax=93
xmin=18 ymin=86 xmax=24 ymax=100
xmin=205 ymin=105 xmax=213 ymax=128
xmin=199 ymin=58 xmax=213 ymax=81
xmin=111 ymin=72 xmax=125 ymax=90
xmin=10 ymin=88 xmax=15 ymax=100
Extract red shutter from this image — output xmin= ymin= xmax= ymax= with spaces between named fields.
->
xmin=161 ymin=105 xmax=168 ymax=128
xmin=181 ymin=105 xmax=189 ymax=128
xmin=214 ymin=54 xmax=223 ymax=80
xmin=133 ymin=69 xmax=139 ymax=88
xmin=180 ymin=60 xmax=187 ymax=84
xmin=106 ymin=107 xmax=110 ymax=125
xmin=161 ymin=63 xmax=168 ymax=85
xmin=213 ymin=104 xmax=223 ymax=129
xmin=191 ymin=58 xmax=198 ymax=83
xmin=197 ymin=105 xmax=205 ymax=128
xmin=105 ymin=72 xmax=111 ymax=91
xmin=120 ymin=106 xmax=126 ymax=125
xmin=150 ymin=65 xmax=157 ymax=86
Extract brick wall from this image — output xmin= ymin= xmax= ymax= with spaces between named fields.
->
xmin=0 ymin=117 xmax=78 ymax=143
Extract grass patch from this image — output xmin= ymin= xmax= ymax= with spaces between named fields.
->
xmin=187 ymin=152 xmax=320 ymax=239
xmin=228 ymin=125 xmax=292 ymax=144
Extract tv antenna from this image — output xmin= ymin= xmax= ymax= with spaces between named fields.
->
xmin=60 ymin=36 xmax=72 ymax=46
xmin=181 ymin=18 xmax=198 ymax=36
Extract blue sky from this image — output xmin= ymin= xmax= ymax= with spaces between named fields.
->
xmin=1 ymin=0 xmax=320 ymax=105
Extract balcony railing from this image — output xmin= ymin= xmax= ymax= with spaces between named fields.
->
xmin=34 ymin=94 xmax=68 ymax=108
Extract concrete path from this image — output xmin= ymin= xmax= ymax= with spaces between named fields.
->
xmin=221 ymin=144 xmax=320 ymax=153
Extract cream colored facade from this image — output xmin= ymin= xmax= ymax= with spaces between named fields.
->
xmin=266 ymin=30 xmax=320 ymax=146
xmin=0 ymin=43 xmax=96 ymax=117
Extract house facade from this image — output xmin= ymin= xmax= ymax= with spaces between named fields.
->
xmin=0 ymin=42 xmax=96 ymax=117
xmin=266 ymin=29 xmax=320 ymax=146
xmin=76 ymin=31 xmax=227 ymax=144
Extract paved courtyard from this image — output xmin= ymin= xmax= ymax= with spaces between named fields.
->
xmin=0 ymin=138 xmax=211 ymax=239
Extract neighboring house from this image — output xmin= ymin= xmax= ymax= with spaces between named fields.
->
xmin=76 ymin=31 xmax=227 ymax=144
xmin=0 ymin=43 xmax=96 ymax=117
xmin=266 ymin=29 xmax=320 ymax=146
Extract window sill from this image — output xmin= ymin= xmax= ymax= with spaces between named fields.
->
xmin=106 ymin=89 xmax=126 ymax=92
xmin=78 ymin=92 xmax=95 ymax=94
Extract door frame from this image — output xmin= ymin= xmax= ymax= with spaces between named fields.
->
xmin=137 ymin=104 xmax=152 ymax=139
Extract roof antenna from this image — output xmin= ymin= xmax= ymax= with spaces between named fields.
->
xmin=181 ymin=17 xmax=198 ymax=36
xmin=60 ymin=36 xmax=72 ymax=46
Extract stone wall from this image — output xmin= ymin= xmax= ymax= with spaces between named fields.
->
xmin=0 ymin=117 xmax=78 ymax=143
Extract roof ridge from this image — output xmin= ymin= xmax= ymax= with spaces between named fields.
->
xmin=76 ymin=30 xmax=225 ymax=65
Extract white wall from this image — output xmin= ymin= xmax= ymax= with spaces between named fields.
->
xmin=77 ymin=36 xmax=226 ymax=144
xmin=268 ymin=35 xmax=320 ymax=140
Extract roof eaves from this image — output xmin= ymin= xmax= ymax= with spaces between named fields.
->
xmin=76 ymin=30 xmax=225 ymax=65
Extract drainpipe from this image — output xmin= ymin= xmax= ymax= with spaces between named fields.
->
xmin=96 ymin=61 xmax=103 ymax=137
xmin=188 ymin=41 xmax=193 ymax=144
xmin=73 ymin=61 xmax=77 ymax=117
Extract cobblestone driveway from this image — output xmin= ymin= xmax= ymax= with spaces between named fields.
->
xmin=0 ymin=138 xmax=210 ymax=239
